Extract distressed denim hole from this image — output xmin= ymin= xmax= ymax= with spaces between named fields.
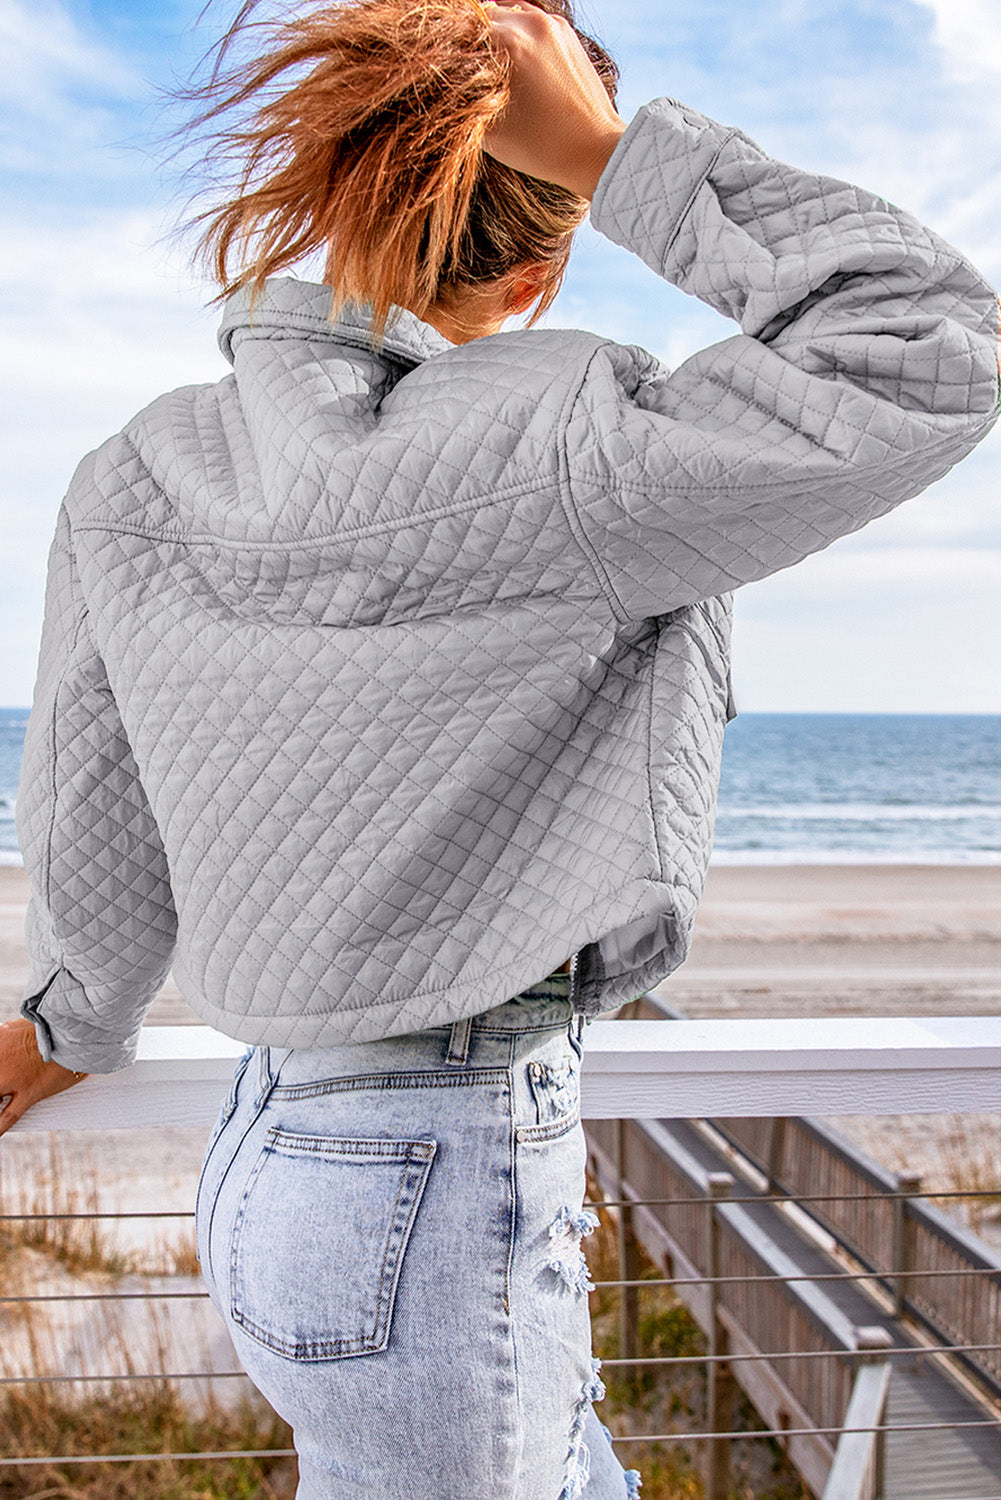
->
xmin=230 ymin=1129 xmax=436 ymax=1361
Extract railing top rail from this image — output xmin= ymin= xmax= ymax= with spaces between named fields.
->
xmin=6 ymin=1016 xmax=1000 ymax=1131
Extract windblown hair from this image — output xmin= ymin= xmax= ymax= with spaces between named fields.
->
xmin=177 ymin=0 xmax=618 ymax=335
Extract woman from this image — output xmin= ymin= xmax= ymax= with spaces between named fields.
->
xmin=2 ymin=0 xmax=997 ymax=1495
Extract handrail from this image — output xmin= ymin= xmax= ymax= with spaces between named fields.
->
xmin=709 ymin=1109 xmax=1001 ymax=1396
xmin=7 ymin=1015 xmax=1000 ymax=1131
xmin=821 ymin=1331 xmax=893 ymax=1500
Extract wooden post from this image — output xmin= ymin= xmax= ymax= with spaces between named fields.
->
xmin=767 ymin=1116 xmax=787 ymax=1194
xmin=822 ymin=1326 xmax=894 ymax=1500
xmin=891 ymin=1172 xmax=922 ymax=1318
xmin=857 ymin=1327 xmax=893 ymax=1500
xmin=705 ymin=1172 xmax=736 ymax=1500
xmin=615 ymin=1118 xmax=640 ymax=1377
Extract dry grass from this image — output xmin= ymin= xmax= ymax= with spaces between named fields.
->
xmin=0 ymin=1138 xmax=197 ymax=1278
xmin=0 ymin=1139 xmax=294 ymax=1497
xmin=0 ymin=1382 xmax=297 ymax=1499
xmin=932 ymin=1117 xmax=1001 ymax=1237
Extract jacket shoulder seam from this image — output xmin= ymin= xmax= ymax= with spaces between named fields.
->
xmin=558 ymin=341 xmax=632 ymax=624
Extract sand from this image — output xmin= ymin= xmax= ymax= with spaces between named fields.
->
xmin=656 ymin=861 xmax=1001 ymax=1018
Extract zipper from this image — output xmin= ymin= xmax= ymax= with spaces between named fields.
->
xmin=568 ymin=948 xmax=581 ymax=1011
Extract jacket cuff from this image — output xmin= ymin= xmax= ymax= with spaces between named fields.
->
xmin=20 ymin=966 xmax=142 ymax=1075
xmin=590 ymin=96 xmax=740 ymax=279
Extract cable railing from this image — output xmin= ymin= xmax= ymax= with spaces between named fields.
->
xmin=0 ymin=1010 xmax=997 ymax=1498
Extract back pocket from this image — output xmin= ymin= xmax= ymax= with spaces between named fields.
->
xmin=230 ymin=1129 xmax=437 ymax=1361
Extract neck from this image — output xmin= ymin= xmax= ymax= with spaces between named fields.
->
xmin=419 ymin=282 xmax=512 ymax=345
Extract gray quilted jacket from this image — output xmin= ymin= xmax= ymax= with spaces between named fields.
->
xmin=18 ymin=97 xmax=999 ymax=1071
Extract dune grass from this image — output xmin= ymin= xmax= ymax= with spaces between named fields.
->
xmin=0 ymin=1381 xmax=296 ymax=1500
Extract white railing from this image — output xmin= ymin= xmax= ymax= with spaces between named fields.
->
xmin=2 ymin=1014 xmax=999 ymax=1497
xmin=8 ymin=1015 xmax=1000 ymax=1132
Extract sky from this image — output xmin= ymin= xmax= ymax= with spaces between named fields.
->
xmin=1 ymin=0 xmax=999 ymax=712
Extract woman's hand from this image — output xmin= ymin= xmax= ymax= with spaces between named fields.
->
xmin=0 ymin=1017 xmax=87 ymax=1138
xmin=482 ymin=1 xmax=625 ymax=200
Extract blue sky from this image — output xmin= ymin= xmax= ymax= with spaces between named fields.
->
xmin=1 ymin=0 xmax=999 ymax=710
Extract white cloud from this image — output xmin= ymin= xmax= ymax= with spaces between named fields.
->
xmin=732 ymin=548 xmax=1001 ymax=712
xmin=739 ymin=544 xmax=1000 ymax=601
xmin=812 ymin=3 xmax=1001 ymax=274
xmin=0 ymin=0 xmax=137 ymax=93
xmin=911 ymin=0 xmax=1001 ymax=81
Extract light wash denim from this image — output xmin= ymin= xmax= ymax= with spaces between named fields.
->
xmin=195 ymin=982 xmax=642 ymax=1500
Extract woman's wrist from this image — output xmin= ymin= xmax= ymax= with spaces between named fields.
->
xmin=566 ymin=119 xmax=627 ymax=200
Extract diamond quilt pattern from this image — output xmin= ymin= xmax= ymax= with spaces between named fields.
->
xmin=17 ymin=95 xmax=999 ymax=1071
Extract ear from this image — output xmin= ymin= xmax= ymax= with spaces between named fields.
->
xmin=505 ymin=262 xmax=551 ymax=315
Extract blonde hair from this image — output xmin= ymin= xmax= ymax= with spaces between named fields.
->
xmin=177 ymin=0 xmax=618 ymax=335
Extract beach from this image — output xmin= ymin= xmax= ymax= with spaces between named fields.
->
xmin=657 ymin=861 xmax=1001 ymax=1018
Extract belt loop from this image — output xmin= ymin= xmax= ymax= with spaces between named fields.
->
xmin=446 ymin=1016 xmax=472 ymax=1067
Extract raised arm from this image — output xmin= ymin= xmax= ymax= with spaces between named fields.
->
xmin=485 ymin=4 xmax=999 ymax=620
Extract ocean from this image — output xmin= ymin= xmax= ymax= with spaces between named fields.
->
xmin=1 ymin=708 xmax=998 ymax=867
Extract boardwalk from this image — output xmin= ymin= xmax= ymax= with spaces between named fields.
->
xmin=663 ymin=1117 xmax=1000 ymax=1499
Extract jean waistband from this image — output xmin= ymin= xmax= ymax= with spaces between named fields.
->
xmin=257 ymin=981 xmax=578 ymax=1092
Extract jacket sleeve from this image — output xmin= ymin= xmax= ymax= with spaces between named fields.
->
xmin=567 ymin=96 xmax=1000 ymax=619
xmin=16 ymin=494 xmax=178 ymax=1073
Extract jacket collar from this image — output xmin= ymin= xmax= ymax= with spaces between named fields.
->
xmin=217 ymin=275 xmax=454 ymax=368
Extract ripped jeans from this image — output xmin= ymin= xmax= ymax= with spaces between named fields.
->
xmin=195 ymin=982 xmax=641 ymax=1500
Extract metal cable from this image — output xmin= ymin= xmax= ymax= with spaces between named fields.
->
xmin=11 ymin=1416 xmax=996 ymax=1464
xmin=0 ymin=1211 xmax=194 ymax=1222
xmin=607 ymin=1418 xmax=1001 ymax=1444
xmin=583 ymin=1188 xmax=1001 ymax=1209
xmin=591 ymin=1266 xmax=998 ymax=1289
xmin=0 ymin=1291 xmax=211 ymax=1304
xmin=2 ymin=1342 xmax=998 ymax=1385
xmin=0 ymin=1370 xmax=248 ymax=1384
xmin=2 ymin=1186 xmax=995 ymax=1219
xmin=598 ymin=1342 xmax=1001 ymax=1368
xmin=5 ymin=1420 xmax=998 ymax=1466
xmin=0 ymin=1450 xmax=297 ymax=1467
xmin=2 ymin=1261 xmax=996 ymax=1304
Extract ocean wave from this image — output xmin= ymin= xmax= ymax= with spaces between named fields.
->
xmin=718 ymin=803 xmax=1001 ymax=821
xmin=710 ymin=848 xmax=1001 ymax=865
